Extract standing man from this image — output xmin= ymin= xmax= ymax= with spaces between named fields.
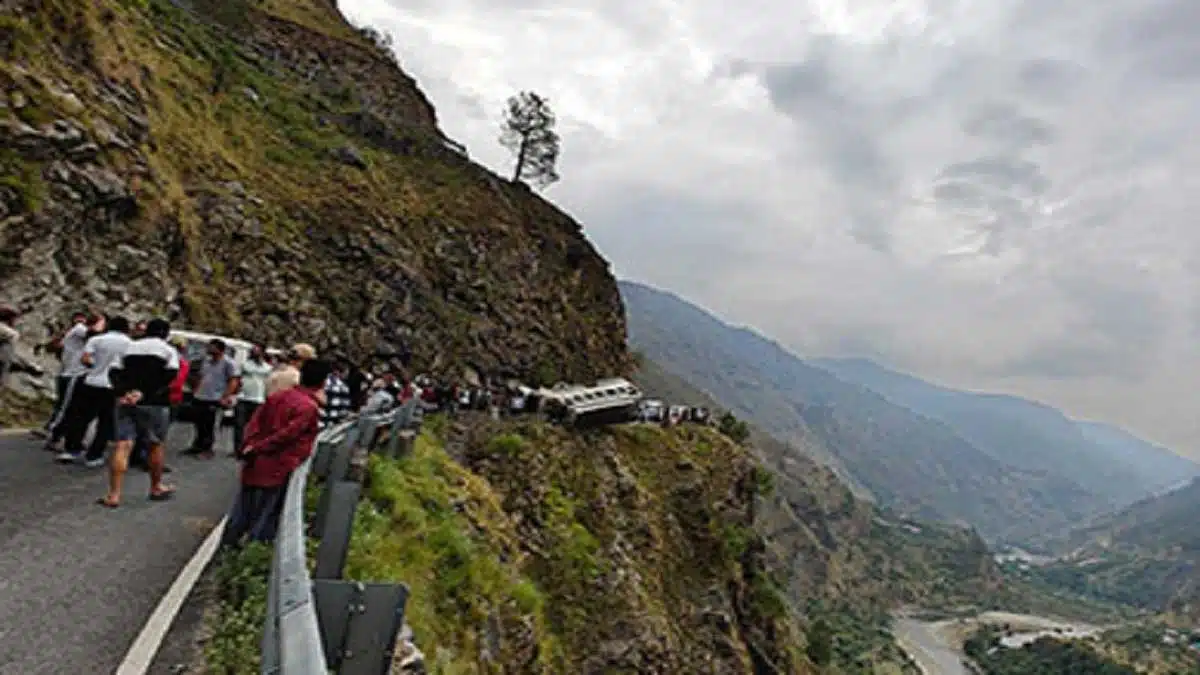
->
xmin=221 ymin=359 xmax=329 ymax=547
xmin=341 ymin=359 xmax=366 ymax=411
xmin=184 ymin=339 xmax=240 ymax=458
xmin=59 ymin=316 xmax=132 ymax=468
xmin=38 ymin=311 xmax=88 ymax=449
xmin=233 ymin=343 xmax=272 ymax=453
xmin=98 ymin=318 xmax=179 ymax=507
xmin=319 ymin=361 xmax=353 ymax=429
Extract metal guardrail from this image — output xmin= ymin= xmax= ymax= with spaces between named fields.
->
xmin=261 ymin=397 xmax=423 ymax=675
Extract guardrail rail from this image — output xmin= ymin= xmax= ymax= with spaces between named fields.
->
xmin=261 ymin=398 xmax=423 ymax=675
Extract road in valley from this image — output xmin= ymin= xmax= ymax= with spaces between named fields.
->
xmin=893 ymin=617 xmax=972 ymax=675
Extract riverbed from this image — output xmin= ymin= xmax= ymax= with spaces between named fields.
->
xmin=893 ymin=610 xmax=1107 ymax=674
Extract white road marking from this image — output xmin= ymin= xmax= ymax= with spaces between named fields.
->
xmin=115 ymin=516 xmax=228 ymax=675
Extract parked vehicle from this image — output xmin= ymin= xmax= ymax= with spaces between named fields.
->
xmin=667 ymin=405 xmax=689 ymax=426
xmin=637 ymin=398 xmax=666 ymax=423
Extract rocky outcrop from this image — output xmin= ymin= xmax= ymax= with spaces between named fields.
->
xmin=0 ymin=0 xmax=630 ymax=383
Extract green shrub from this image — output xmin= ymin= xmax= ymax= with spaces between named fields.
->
xmin=204 ymin=543 xmax=272 ymax=674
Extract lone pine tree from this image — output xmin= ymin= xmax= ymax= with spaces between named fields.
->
xmin=499 ymin=91 xmax=560 ymax=189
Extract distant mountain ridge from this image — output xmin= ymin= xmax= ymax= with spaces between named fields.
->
xmin=813 ymin=357 xmax=1198 ymax=506
xmin=620 ymin=280 xmax=1195 ymax=546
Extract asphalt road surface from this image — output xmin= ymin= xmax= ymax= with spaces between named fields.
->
xmin=0 ymin=425 xmax=240 ymax=675
xmin=893 ymin=617 xmax=971 ymax=675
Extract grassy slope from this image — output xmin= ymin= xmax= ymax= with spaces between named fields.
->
xmin=344 ymin=417 xmax=810 ymax=674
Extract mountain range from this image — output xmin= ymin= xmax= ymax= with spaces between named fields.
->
xmin=620 ymin=280 xmax=1199 ymax=546
xmin=813 ymin=357 xmax=1197 ymax=508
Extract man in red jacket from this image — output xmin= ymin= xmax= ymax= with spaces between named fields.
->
xmin=220 ymin=358 xmax=330 ymax=547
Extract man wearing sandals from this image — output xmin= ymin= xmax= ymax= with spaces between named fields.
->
xmin=98 ymin=318 xmax=180 ymax=508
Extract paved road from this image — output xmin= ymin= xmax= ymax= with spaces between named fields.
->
xmin=893 ymin=618 xmax=971 ymax=675
xmin=0 ymin=426 xmax=240 ymax=675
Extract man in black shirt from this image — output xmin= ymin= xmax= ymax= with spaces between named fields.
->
xmin=99 ymin=318 xmax=179 ymax=508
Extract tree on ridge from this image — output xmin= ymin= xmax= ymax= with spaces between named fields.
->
xmin=499 ymin=91 xmax=560 ymax=189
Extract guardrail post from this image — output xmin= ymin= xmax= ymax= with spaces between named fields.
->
xmin=313 ymin=580 xmax=409 ymax=674
xmin=385 ymin=429 xmax=416 ymax=459
xmin=313 ymin=437 xmax=338 ymax=480
xmin=313 ymin=434 xmax=355 ymax=538
xmin=356 ymin=416 xmax=382 ymax=452
xmin=313 ymin=480 xmax=362 ymax=580
xmin=261 ymin=549 xmax=281 ymax=675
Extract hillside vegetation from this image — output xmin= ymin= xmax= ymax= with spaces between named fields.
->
xmin=620 ymin=281 xmax=1110 ymax=544
xmin=1024 ymin=478 xmax=1200 ymax=618
xmin=344 ymin=416 xmax=809 ymax=674
xmin=964 ymin=627 xmax=1137 ymax=675
xmin=1 ymin=0 xmax=628 ymax=382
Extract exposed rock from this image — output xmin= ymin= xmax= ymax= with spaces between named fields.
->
xmin=0 ymin=0 xmax=630 ymax=388
xmin=332 ymin=144 xmax=367 ymax=169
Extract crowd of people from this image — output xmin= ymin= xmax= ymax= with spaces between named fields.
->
xmin=10 ymin=309 xmax=533 ymax=547
xmin=1 ymin=306 xmax=696 ymax=550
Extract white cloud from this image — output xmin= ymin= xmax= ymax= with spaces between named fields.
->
xmin=341 ymin=0 xmax=1200 ymax=458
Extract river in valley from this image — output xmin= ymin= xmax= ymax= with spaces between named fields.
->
xmin=893 ymin=611 xmax=1106 ymax=675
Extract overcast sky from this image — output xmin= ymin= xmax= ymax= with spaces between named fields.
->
xmin=342 ymin=0 xmax=1200 ymax=459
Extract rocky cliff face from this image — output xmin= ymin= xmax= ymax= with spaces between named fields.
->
xmin=0 ymin=0 xmax=629 ymax=383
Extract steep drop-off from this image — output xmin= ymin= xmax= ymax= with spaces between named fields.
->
xmin=344 ymin=417 xmax=810 ymax=674
xmin=1 ymin=0 xmax=628 ymax=382
xmin=633 ymin=357 xmax=1005 ymax=672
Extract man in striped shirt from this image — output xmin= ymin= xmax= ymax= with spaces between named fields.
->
xmin=319 ymin=361 xmax=353 ymax=429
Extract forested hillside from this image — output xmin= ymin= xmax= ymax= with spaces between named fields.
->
xmin=1023 ymin=478 xmax=1200 ymax=618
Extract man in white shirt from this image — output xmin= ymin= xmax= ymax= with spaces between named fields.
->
xmin=41 ymin=311 xmax=91 ymax=450
xmin=233 ymin=343 xmax=272 ymax=453
xmin=58 ymin=316 xmax=133 ymax=468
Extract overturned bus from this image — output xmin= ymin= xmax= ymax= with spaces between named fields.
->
xmin=537 ymin=378 xmax=644 ymax=428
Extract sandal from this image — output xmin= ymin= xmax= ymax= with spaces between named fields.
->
xmin=149 ymin=488 xmax=176 ymax=501
xmin=96 ymin=497 xmax=119 ymax=509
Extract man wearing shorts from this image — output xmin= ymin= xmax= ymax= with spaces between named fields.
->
xmin=99 ymin=318 xmax=179 ymax=508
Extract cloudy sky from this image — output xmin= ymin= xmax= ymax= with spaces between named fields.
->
xmin=342 ymin=0 xmax=1200 ymax=458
